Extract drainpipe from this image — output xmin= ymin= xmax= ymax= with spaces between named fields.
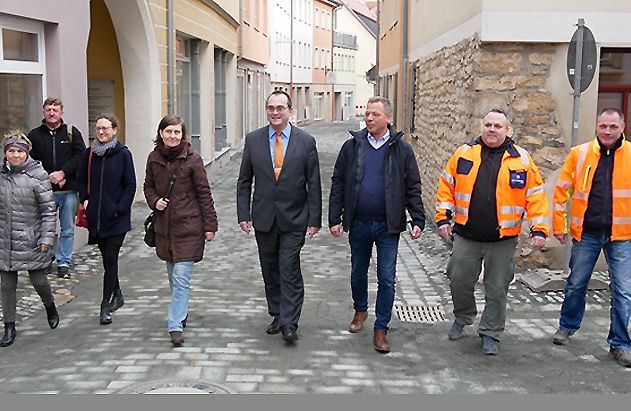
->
xmin=167 ymin=0 xmax=175 ymax=114
xmin=331 ymin=4 xmax=339 ymax=121
xmin=238 ymin=0 xmax=243 ymax=61
xmin=289 ymin=0 xmax=294 ymax=99
xmin=376 ymin=0 xmax=380 ymax=95
xmin=401 ymin=0 xmax=409 ymax=133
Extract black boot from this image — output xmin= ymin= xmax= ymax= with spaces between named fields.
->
xmin=99 ymin=301 xmax=112 ymax=325
xmin=109 ymin=288 xmax=124 ymax=312
xmin=0 ymin=322 xmax=16 ymax=347
xmin=44 ymin=302 xmax=59 ymax=329
xmin=182 ymin=313 xmax=188 ymax=329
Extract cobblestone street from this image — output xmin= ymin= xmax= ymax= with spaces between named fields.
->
xmin=0 ymin=121 xmax=628 ymax=394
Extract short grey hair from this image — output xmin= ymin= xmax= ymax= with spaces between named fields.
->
xmin=599 ymin=107 xmax=625 ymax=123
xmin=367 ymin=96 xmax=393 ymax=115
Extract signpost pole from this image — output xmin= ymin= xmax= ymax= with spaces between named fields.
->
xmin=521 ymin=18 xmax=600 ymax=292
xmin=570 ymin=18 xmax=585 ymax=148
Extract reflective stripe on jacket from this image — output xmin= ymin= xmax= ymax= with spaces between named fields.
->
xmin=435 ymin=140 xmax=550 ymax=238
xmin=553 ymin=138 xmax=631 ymax=241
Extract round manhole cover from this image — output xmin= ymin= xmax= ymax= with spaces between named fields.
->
xmin=117 ymin=379 xmax=237 ymax=394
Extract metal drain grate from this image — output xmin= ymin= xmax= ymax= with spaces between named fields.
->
xmin=117 ymin=379 xmax=237 ymax=394
xmin=393 ymin=304 xmax=447 ymax=323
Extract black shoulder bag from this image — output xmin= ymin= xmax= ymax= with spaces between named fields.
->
xmin=144 ymin=160 xmax=183 ymax=247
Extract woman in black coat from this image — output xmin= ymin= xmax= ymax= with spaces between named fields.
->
xmin=78 ymin=114 xmax=136 ymax=325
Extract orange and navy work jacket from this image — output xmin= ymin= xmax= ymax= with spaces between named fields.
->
xmin=435 ymin=140 xmax=550 ymax=238
xmin=553 ymin=138 xmax=631 ymax=241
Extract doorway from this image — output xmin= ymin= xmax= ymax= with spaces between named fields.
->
xmin=598 ymin=48 xmax=631 ymax=136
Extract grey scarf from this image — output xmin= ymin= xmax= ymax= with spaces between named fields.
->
xmin=91 ymin=136 xmax=119 ymax=157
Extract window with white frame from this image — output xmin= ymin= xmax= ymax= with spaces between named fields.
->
xmin=297 ymin=0 xmax=303 ymax=21
xmin=176 ymin=35 xmax=192 ymax=124
xmin=0 ymin=16 xmax=45 ymax=137
xmin=309 ymin=0 xmax=313 ymax=24
xmin=313 ymin=92 xmax=322 ymax=119
xmin=175 ymin=34 xmax=202 ymax=142
xmin=298 ymin=42 xmax=303 ymax=68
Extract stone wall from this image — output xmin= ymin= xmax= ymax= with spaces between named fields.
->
xmin=472 ymin=42 xmax=567 ymax=179
xmin=411 ymin=36 xmax=569 ymax=268
xmin=411 ymin=36 xmax=480 ymax=218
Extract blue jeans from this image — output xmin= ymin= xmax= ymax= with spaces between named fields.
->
xmin=166 ymin=261 xmax=194 ymax=332
xmin=53 ymin=191 xmax=78 ymax=266
xmin=349 ymin=220 xmax=400 ymax=332
xmin=559 ymin=232 xmax=631 ymax=349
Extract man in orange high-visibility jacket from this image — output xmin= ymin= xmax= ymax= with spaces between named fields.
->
xmin=552 ymin=108 xmax=631 ymax=368
xmin=436 ymin=109 xmax=549 ymax=356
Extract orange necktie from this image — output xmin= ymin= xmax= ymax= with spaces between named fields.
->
xmin=274 ymin=130 xmax=283 ymax=181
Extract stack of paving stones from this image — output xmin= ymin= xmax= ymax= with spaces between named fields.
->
xmin=0 ymin=121 xmax=626 ymax=394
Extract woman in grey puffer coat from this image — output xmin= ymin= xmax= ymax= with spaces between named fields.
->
xmin=0 ymin=132 xmax=59 ymax=348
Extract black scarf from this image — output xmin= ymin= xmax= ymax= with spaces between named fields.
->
xmin=157 ymin=140 xmax=187 ymax=162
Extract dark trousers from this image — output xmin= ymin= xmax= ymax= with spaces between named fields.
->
xmin=96 ymin=234 xmax=126 ymax=303
xmin=255 ymin=223 xmax=306 ymax=328
xmin=1 ymin=269 xmax=54 ymax=323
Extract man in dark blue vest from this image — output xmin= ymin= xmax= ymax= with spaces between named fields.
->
xmin=329 ymin=96 xmax=426 ymax=353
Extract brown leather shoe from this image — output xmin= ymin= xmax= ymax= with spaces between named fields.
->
xmin=348 ymin=311 xmax=368 ymax=333
xmin=169 ymin=331 xmax=184 ymax=347
xmin=373 ymin=330 xmax=390 ymax=353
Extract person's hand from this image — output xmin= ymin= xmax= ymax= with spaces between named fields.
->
xmin=554 ymin=233 xmax=568 ymax=245
xmin=205 ymin=232 xmax=215 ymax=242
xmin=410 ymin=225 xmax=422 ymax=240
xmin=239 ymin=220 xmax=252 ymax=234
xmin=49 ymin=170 xmax=65 ymax=184
xmin=329 ymin=224 xmax=343 ymax=237
xmin=307 ymin=226 xmax=320 ymax=238
xmin=155 ymin=197 xmax=169 ymax=211
xmin=57 ymin=178 xmax=66 ymax=188
xmin=40 ymin=244 xmax=50 ymax=253
xmin=531 ymin=235 xmax=546 ymax=248
xmin=438 ymin=224 xmax=452 ymax=242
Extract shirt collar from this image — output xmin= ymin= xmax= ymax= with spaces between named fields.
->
xmin=367 ymin=129 xmax=390 ymax=145
xmin=269 ymin=123 xmax=292 ymax=139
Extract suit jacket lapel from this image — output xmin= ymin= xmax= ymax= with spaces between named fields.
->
xmin=260 ymin=127 xmax=275 ymax=178
xmin=282 ymin=125 xmax=299 ymax=173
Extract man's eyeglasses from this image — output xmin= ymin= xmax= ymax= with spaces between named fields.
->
xmin=95 ymin=126 xmax=112 ymax=132
xmin=266 ymin=105 xmax=288 ymax=113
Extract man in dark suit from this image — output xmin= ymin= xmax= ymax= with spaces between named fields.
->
xmin=237 ymin=90 xmax=322 ymax=342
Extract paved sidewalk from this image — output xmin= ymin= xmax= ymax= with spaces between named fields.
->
xmin=0 ymin=121 xmax=628 ymax=394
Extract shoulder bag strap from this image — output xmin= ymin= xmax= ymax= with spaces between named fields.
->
xmin=87 ymin=149 xmax=93 ymax=195
xmin=163 ymin=158 xmax=184 ymax=200
xmin=67 ymin=124 xmax=74 ymax=142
